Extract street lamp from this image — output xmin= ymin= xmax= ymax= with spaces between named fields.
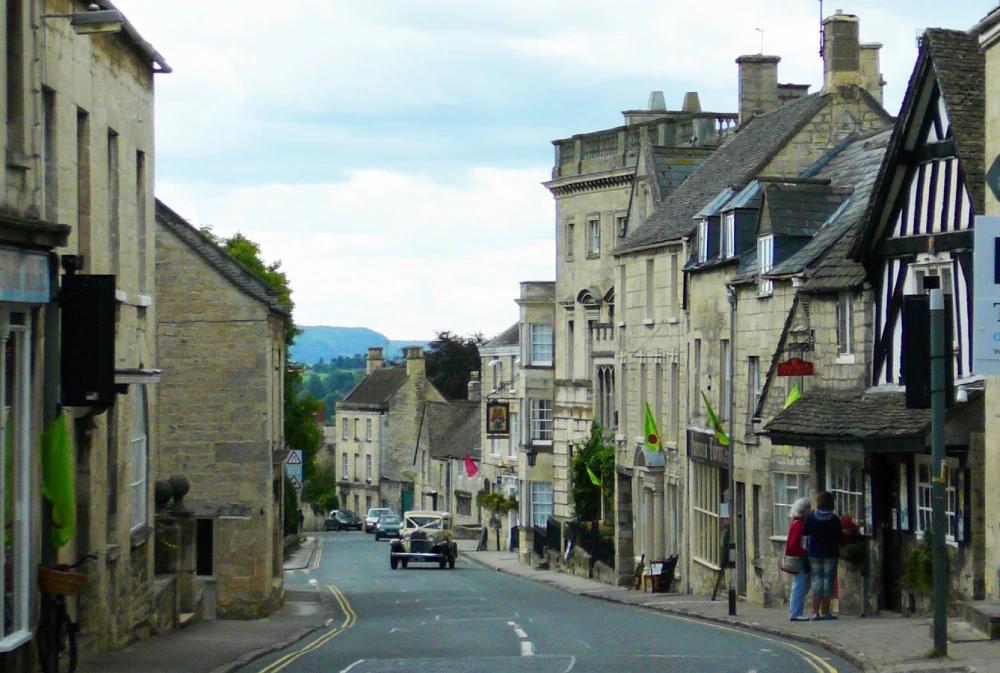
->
xmin=44 ymin=5 xmax=124 ymax=36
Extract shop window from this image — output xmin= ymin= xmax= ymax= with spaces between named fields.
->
xmin=692 ymin=462 xmax=724 ymax=567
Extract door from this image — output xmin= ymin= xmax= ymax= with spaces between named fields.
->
xmin=401 ymin=489 xmax=413 ymax=515
xmin=736 ymin=481 xmax=747 ymax=596
xmin=875 ymin=456 xmax=903 ymax=611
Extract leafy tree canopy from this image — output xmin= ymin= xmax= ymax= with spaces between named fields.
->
xmin=426 ymin=331 xmax=484 ymax=400
xmin=571 ymin=423 xmax=615 ymax=523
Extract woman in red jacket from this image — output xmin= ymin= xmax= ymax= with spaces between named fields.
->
xmin=785 ymin=498 xmax=812 ymax=621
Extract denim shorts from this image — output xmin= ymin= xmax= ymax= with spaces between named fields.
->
xmin=809 ymin=557 xmax=838 ymax=597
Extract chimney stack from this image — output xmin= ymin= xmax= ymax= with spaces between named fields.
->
xmin=822 ymin=11 xmax=860 ymax=92
xmin=403 ymin=346 xmax=425 ymax=379
xmin=859 ymin=42 xmax=885 ymax=105
xmin=467 ymin=374 xmax=481 ymax=402
xmin=647 ymin=90 xmax=666 ymax=111
xmin=682 ymin=91 xmax=702 ymax=113
xmin=736 ymin=55 xmax=781 ymax=125
xmin=366 ymin=346 xmax=384 ymax=375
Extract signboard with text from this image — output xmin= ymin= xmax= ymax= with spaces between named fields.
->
xmin=285 ymin=450 xmax=303 ymax=491
xmin=973 ymin=216 xmax=1000 ymax=375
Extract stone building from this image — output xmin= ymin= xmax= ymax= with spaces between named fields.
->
xmin=768 ymin=26 xmax=988 ymax=616
xmin=0 ymin=1 xmax=172 ymax=667
xmin=544 ymin=92 xmax=738 ymax=526
xmin=336 ymin=346 xmax=445 ymax=516
xmin=155 ymin=201 xmax=287 ymax=619
xmin=612 ymin=11 xmax=892 ymax=593
xmin=414 ymin=399 xmax=481 ymax=527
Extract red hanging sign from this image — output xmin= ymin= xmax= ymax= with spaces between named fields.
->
xmin=776 ymin=358 xmax=814 ymax=376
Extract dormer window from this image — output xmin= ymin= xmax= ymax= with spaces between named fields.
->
xmin=757 ymin=235 xmax=774 ymax=296
xmin=698 ymin=219 xmax=709 ymax=263
xmin=722 ymin=212 xmax=736 ymax=258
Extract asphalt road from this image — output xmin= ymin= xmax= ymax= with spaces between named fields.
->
xmin=246 ymin=530 xmax=857 ymax=673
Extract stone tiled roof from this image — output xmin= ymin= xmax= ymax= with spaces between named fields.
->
xmin=425 ymin=401 xmax=481 ymax=461
xmin=926 ymin=28 xmax=986 ymax=214
xmin=155 ymin=200 xmax=291 ymax=317
xmin=483 ymin=322 xmax=519 ymax=349
xmin=340 ymin=367 xmax=407 ymax=408
xmin=763 ymin=184 xmax=848 ymax=237
xmin=763 ymin=388 xmax=929 ymax=441
xmin=616 ymin=93 xmax=831 ymax=254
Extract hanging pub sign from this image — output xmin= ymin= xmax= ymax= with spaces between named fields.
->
xmin=776 ymin=358 xmax=814 ymax=376
xmin=486 ymin=402 xmax=510 ymax=437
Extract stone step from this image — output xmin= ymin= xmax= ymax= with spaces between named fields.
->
xmin=179 ymin=612 xmax=196 ymax=628
xmin=960 ymin=599 xmax=1000 ymax=639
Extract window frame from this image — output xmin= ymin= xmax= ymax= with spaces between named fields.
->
xmin=772 ymin=472 xmax=810 ymax=537
xmin=722 ymin=211 xmax=735 ymax=258
xmin=837 ymin=293 xmax=853 ymax=356
xmin=508 ymin=411 xmax=519 ymax=457
xmin=129 ymin=385 xmax=149 ymax=532
xmin=365 ymin=454 xmax=372 ymax=480
xmin=342 ymin=453 xmax=348 ymax=479
xmin=915 ymin=455 xmax=961 ymax=545
xmin=529 ymin=481 xmax=553 ymax=527
xmin=747 ymin=355 xmax=761 ymax=421
xmin=565 ymin=220 xmax=575 ymax=261
xmin=692 ymin=462 xmax=722 ymax=568
xmin=529 ymin=398 xmax=553 ymax=444
xmin=365 ymin=417 xmax=372 ymax=442
xmin=587 ymin=217 xmax=601 ymax=257
xmin=698 ymin=219 xmax=709 ymax=263
xmin=527 ymin=323 xmax=553 ymax=367
xmin=757 ymin=235 xmax=774 ymax=296
xmin=341 ymin=421 xmax=348 ymax=441
xmin=827 ymin=454 xmax=864 ymax=532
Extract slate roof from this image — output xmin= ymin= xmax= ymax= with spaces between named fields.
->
xmin=763 ymin=388 xmax=929 ymax=441
xmin=155 ymin=200 xmax=291 ymax=317
xmin=340 ymin=367 xmax=407 ymax=408
xmin=483 ymin=322 xmax=519 ymax=349
xmin=926 ymin=28 xmax=986 ymax=214
xmin=763 ymin=184 xmax=848 ymax=237
xmin=424 ymin=401 xmax=481 ymax=461
xmin=616 ymin=93 xmax=832 ymax=254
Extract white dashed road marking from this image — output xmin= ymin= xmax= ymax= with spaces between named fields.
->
xmin=521 ymin=641 xmax=535 ymax=657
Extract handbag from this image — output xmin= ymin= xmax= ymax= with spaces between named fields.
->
xmin=780 ymin=554 xmax=803 ymax=574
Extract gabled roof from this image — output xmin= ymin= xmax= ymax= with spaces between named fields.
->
xmin=482 ymin=322 xmax=519 ymax=351
xmin=853 ymin=28 xmax=984 ymax=258
xmin=762 ymin=183 xmax=848 ymax=237
xmin=340 ymin=367 xmax=408 ymax=408
xmin=155 ymin=200 xmax=291 ymax=317
xmin=616 ymin=93 xmax=832 ymax=254
xmin=424 ymin=401 xmax=481 ymax=461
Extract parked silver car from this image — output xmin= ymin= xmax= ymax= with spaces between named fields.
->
xmin=365 ymin=507 xmax=395 ymax=533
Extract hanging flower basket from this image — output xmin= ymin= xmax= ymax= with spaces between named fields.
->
xmin=840 ymin=514 xmax=866 ymax=568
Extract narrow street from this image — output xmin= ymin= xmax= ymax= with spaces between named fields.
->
xmin=246 ymin=531 xmax=856 ymax=673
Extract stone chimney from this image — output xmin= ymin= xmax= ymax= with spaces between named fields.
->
xmin=736 ymin=55 xmax=781 ymax=125
xmin=682 ymin=91 xmax=702 ymax=113
xmin=647 ymin=90 xmax=666 ymax=111
xmin=859 ymin=42 xmax=885 ymax=105
xmin=822 ymin=11 xmax=861 ymax=92
xmin=467 ymin=374 xmax=481 ymax=402
xmin=366 ymin=346 xmax=384 ymax=375
xmin=403 ymin=346 xmax=425 ymax=379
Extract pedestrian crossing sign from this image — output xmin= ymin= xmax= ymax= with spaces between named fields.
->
xmin=289 ymin=475 xmax=302 ymax=490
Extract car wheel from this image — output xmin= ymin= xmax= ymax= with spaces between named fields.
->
xmin=448 ymin=554 xmax=456 ymax=569
xmin=390 ymin=557 xmax=398 ymax=570
xmin=439 ymin=558 xmax=446 ymax=569
xmin=401 ymin=559 xmax=408 ymax=569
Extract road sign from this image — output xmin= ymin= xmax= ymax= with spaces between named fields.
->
xmin=973 ymin=216 xmax=1000 ymax=375
xmin=285 ymin=450 xmax=303 ymax=487
xmin=289 ymin=475 xmax=302 ymax=491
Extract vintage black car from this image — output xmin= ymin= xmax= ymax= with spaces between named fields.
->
xmin=389 ymin=511 xmax=457 ymax=569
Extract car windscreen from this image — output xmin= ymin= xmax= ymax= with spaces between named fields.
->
xmin=371 ymin=509 xmax=393 ymax=516
xmin=405 ymin=516 xmax=442 ymax=529
xmin=379 ymin=516 xmax=401 ymax=524
xmin=341 ymin=511 xmax=357 ymax=518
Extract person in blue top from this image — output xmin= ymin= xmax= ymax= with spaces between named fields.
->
xmin=801 ymin=490 xmax=844 ymax=620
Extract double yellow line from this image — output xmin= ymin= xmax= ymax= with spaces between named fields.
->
xmin=655 ymin=612 xmax=839 ymax=673
xmin=257 ymin=585 xmax=356 ymax=673
xmin=309 ymin=538 xmax=323 ymax=571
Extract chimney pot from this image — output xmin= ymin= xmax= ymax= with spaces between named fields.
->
xmin=682 ymin=91 xmax=702 ymax=113
xmin=736 ymin=55 xmax=781 ymax=125
xmin=822 ymin=12 xmax=861 ymax=93
xmin=366 ymin=346 xmax=385 ymax=375
xmin=647 ymin=91 xmax=666 ymax=111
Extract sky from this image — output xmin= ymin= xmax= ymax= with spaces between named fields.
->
xmin=115 ymin=0 xmax=995 ymax=341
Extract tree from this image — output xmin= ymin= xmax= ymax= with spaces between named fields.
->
xmin=302 ymin=466 xmax=338 ymax=515
xmin=571 ymin=423 xmax=615 ymax=523
xmin=425 ymin=331 xmax=485 ymax=400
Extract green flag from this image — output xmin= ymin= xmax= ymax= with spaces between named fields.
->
xmin=784 ymin=382 xmax=801 ymax=409
xmin=701 ymin=391 xmax=730 ymax=446
xmin=643 ymin=402 xmax=660 ymax=452
xmin=41 ymin=413 xmax=75 ymax=548
xmin=587 ymin=465 xmax=604 ymax=491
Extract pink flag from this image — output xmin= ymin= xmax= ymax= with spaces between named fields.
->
xmin=464 ymin=454 xmax=478 ymax=478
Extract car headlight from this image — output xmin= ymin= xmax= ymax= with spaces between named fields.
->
xmin=426 ymin=534 xmax=436 ymax=543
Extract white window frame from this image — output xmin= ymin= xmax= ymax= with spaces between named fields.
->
xmin=827 ymin=454 xmax=864 ymax=532
xmin=508 ymin=411 xmax=519 ymax=457
xmin=757 ymin=235 xmax=774 ymax=296
xmin=0 ymin=315 xmax=32 ymax=651
xmin=837 ymin=293 xmax=854 ymax=356
xmin=530 ymin=481 xmax=553 ymax=527
xmin=341 ymin=420 xmax=348 ymax=441
xmin=748 ymin=356 xmax=761 ymax=421
xmin=722 ymin=211 xmax=736 ymax=258
xmin=529 ymin=399 xmax=553 ymax=443
xmin=719 ymin=339 xmax=731 ymax=422
xmin=491 ymin=438 xmax=501 ymax=457
xmin=342 ymin=453 xmax=348 ymax=479
xmin=772 ymin=472 xmax=809 ymax=537
xmin=130 ymin=385 xmax=149 ymax=532
xmin=491 ymin=360 xmax=502 ymax=392
xmin=692 ymin=462 xmax=722 ymax=568
xmin=365 ymin=417 xmax=372 ymax=442
xmin=353 ymin=417 xmax=359 ymax=441
xmin=698 ymin=219 xmax=709 ymax=263
xmin=915 ymin=456 xmax=960 ymax=545
xmin=587 ymin=217 xmax=600 ymax=256
xmin=365 ymin=454 xmax=372 ymax=480
xmin=528 ymin=323 xmax=553 ymax=366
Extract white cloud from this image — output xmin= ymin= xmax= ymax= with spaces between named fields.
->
xmin=159 ymin=167 xmax=553 ymax=339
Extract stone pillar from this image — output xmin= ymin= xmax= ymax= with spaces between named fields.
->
xmin=643 ymin=487 xmax=654 ymax=560
xmin=653 ymin=487 xmax=665 ymax=561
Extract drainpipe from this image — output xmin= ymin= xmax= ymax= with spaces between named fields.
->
xmin=726 ymin=285 xmax=737 ymax=616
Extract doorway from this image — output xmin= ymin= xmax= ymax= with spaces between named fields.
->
xmin=736 ymin=481 xmax=747 ymax=596
xmin=873 ymin=455 xmax=903 ymax=611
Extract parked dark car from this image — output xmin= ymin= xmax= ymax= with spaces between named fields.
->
xmin=325 ymin=510 xmax=363 ymax=531
xmin=374 ymin=515 xmax=403 ymax=540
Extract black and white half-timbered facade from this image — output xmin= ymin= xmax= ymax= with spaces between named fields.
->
xmin=766 ymin=28 xmax=988 ymax=616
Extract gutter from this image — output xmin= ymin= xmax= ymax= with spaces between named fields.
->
xmin=106 ymin=1 xmax=172 ymax=73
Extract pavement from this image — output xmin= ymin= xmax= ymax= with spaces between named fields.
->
xmin=77 ymin=535 xmax=338 ymax=673
xmin=455 ymin=540 xmax=1000 ymax=673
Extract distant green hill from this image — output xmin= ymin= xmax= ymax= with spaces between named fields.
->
xmin=290 ymin=326 xmax=428 ymax=364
